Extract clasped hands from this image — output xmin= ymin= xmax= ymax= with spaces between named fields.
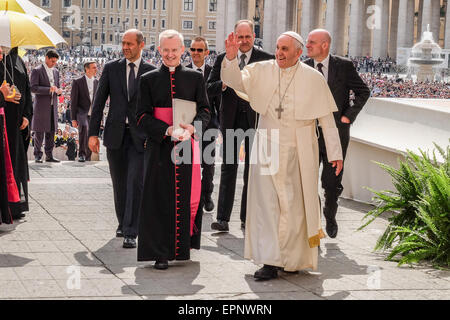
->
xmin=167 ymin=123 xmax=195 ymax=142
xmin=1 ymin=81 xmax=21 ymax=104
xmin=50 ymin=86 xmax=63 ymax=95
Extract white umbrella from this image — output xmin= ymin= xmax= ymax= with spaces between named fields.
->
xmin=0 ymin=10 xmax=65 ymax=50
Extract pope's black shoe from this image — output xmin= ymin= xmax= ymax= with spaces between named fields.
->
xmin=154 ymin=260 xmax=169 ymax=270
xmin=211 ymin=220 xmax=229 ymax=232
xmin=325 ymin=218 xmax=338 ymax=238
xmin=254 ymin=265 xmax=278 ymax=281
xmin=123 ymin=237 xmax=136 ymax=248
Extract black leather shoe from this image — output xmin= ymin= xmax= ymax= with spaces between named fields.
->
xmin=123 ymin=237 xmax=136 ymax=248
xmin=35 ymin=156 xmax=43 ymax=163
xmin=241 ymin=221 xmax=245 ymax=229
xmin=154 ymin=260 xmax=169 ymax=270
xmin=78 ymin=156 xmax=86 ymax=162
xmin=211 ymin=220 xmax=229 ymax=232
xmin=204 ymin=197 xmax=215 ymax=212
xmin=326 ymin=218 xmax=338 ymax=238
xmin=116 ymin=229 xmax=124 ymax=238
xmin=254 ymin=265 xmax=278 ymax=280
xmin=46 ymin=157 xmax=60 ymax=163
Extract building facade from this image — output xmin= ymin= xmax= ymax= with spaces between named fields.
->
xmin=32 ymin=0 xmax=218 ymax=50
xmin=216 ymin=0 xmax=450 ymax=60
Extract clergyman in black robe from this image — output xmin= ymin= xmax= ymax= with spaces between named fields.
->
xmin=0 ymin=47 xmax=32 ymax=220
xmin=136 ymin=30 xmax=210 ymax=269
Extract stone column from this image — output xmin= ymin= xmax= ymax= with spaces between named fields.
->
xmin=430 ymin=0 xmax=441 ymax=43
xmin=372 ymin=0 xmax=389 ymax=58
xmin=397 ymin=0 xmax=415 ymax=48
xmin=325 ymin=0 xmax=347 ymax=55
xmin=421 ymin=0 xmax=432 ymax=38
xmin=445 ymin=0 xmax=450 ymax=48
xmin=362 ymin=0 xmax=375 ymax=56
xmin=348 ymin=0 xmax=365 ymax=57
xmin=389 ymin=0 xmax=400 ymax=59
xmin=262 ymin=0 xmax=294 ymax=53
xmin=300 ymin=0 xmax=321 ymax=42
xmin=417 ymin=0 xmax=424 ymax=37
xmin=215 ymin=0 xmax=247 ymax=52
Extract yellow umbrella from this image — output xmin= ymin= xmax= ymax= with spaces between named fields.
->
xmin=0 ymin=10 xmax=66 ymax=49
xmin=0 ymin=0 xmax=50 ymax=19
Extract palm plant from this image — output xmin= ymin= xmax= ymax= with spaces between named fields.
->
xmin=359 ymin=142 xmax=450 ymax=268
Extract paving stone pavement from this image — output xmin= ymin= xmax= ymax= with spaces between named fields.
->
xmin=0 ymin=160 xmax=449 ymax=300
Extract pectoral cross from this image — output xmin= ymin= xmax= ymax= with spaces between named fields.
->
xmin=275 ymin=104 xmax=284 ymax=119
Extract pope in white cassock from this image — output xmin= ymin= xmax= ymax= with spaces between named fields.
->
xmin=221 ymin=31 xmax=344 ymax=280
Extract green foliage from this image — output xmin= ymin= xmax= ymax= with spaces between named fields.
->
xmin=359 ymin=141 xmax=450 ymax=268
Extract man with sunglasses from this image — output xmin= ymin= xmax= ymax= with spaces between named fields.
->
xmin=207 ymin=20 xmax=274 ymax=232
xmin=187 ymin=37 xmax=221 ymax=213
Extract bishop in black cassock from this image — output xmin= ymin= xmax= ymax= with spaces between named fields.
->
xmin=136 ymin=57 xmax=210 ymax=268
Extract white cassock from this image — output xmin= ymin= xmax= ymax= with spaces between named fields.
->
xmin=221 ymin=58 xmax=343 ymax=272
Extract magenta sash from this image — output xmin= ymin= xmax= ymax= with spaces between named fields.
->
xmin=0 ymin=112 xmax=20 ymax=203
xmin=153 ymin=107 xmax=201 ymax=236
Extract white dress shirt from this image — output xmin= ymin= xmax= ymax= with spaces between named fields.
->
xmin=192 ymin=62 xmax=206 ymax=74
xmin=85 ymin=75 xmax=95 ymax=116
xmin=43 ymin=63 xmax=55 ymax=87
xmin=313 ymin=54 xmax=330 ymax=81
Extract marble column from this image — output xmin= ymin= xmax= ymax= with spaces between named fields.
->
xmin=397 ymin=0 xmax=415 ymax=48
xmin=215 ymin=0 xmax=250 ymax=52
xmin=421 ymin=0 xmax=433 ymax=38
xmin=389 ymin=0 xmax=400 ymax=59
xmin=446 ymin=0 xmax=450 ymax=48
xmin=348 ymin=0 xmax=365 ymax=57
xmin=372 ymin=0 xmax=389 ymax=58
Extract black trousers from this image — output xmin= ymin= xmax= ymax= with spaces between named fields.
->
xmin=318 ymin=123 xmax=350 ymax=221
xmin=216 ymin=110 xmax=254 ymax=223
xmin=78 ymin=117 xmax=92 ymax=160
xmin=107 ymin=128 xmax=144 ymax=238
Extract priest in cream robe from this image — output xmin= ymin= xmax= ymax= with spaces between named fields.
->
xmin=221 ymin=31 xmax=343 ymax=280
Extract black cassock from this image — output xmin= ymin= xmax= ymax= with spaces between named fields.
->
xmin=136 ymin=64 xmax=210 ymax=262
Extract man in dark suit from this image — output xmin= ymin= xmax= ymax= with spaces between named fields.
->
xmin=88 ymin=29 xmax=156 ymax=248
xmin=207 ymin=20 xmax=274 ymax=232
xmin=70 ymin=61 xmax=98 ymax=162
xmin=305 ymin=29 xmax=370 ymax=238
xmin=30 ymin=49 xmax=62 ymax=163
xmin=187 ymin=36 xmax=221 ymax=213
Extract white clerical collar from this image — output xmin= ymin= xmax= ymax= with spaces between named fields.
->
xmin=279 ymin=60 xmax=300 ymax=73
xmin=162 ymin=62 xmax=180 ymax=72
xmin=314 ymin=54 xmax=330 ymax=69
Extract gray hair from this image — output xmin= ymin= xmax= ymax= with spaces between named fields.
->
xmin=159 ymin=29 xmax=184 ymax=47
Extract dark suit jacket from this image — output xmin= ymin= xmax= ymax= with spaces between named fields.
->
xmin=186 ymin=63 xmax=220 ymax=128
xmin=88 ymin=58 xmax=156 ymax=152
xmin=30 ymin=64 xmax=60 ymax=132
xmin=305 ymin=55 xmax=370 ymax=125
xmin=207 ymin=48 xmax=274 ymax=130
xmin=70 ymin=75 xmax=98 ymax=127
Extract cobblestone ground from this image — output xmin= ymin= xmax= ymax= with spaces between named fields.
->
xmin=0 ymin=161 xmax=449 ymax=300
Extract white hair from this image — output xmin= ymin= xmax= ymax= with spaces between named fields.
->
xmin=159 ymin=29 xmax=184 ymax=47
